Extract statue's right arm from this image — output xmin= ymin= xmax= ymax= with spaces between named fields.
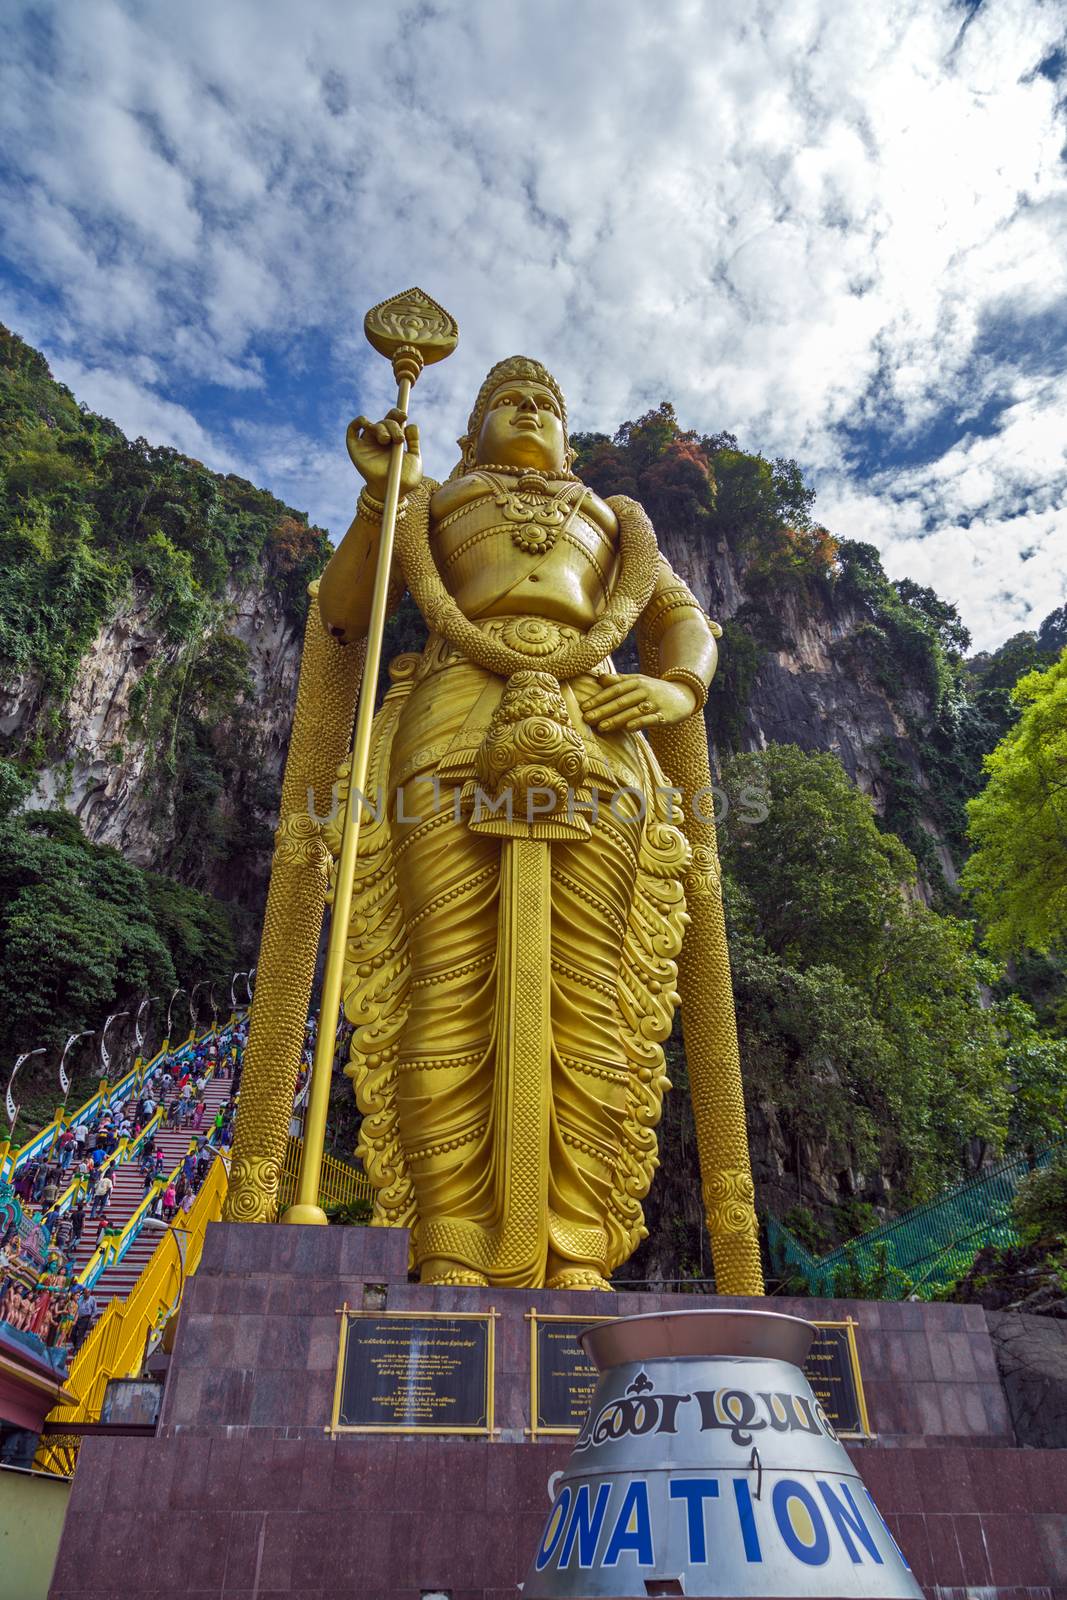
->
xmin=317 ymin=501 xmax=382 ymax=643
xmin=318 ymin=413 xmax=423 ymax=644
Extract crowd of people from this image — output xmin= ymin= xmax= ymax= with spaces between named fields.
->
xmin=0 ymin=1020 xmax=247 ymax=1359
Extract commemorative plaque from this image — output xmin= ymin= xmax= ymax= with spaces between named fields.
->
xmin=802 ymin=1320 xmax=870 ymax=1438
xmin=529 ymin=1314 xmax=612 ymax=1436
xmin=330 ymin=1308 xmax=495 ymax=1435
xmin=528 ymin=1313 xmax=870 ymax=1440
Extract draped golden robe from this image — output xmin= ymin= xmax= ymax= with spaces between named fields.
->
xmin=325 ymin=496 xmax=693 ymax=1288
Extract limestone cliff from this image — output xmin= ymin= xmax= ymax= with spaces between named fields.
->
xmin=11 ymin=567 xmax=304 ymax=917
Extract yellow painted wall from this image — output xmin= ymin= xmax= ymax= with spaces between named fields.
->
xmin=0 ymin=1463 xmax=70 ymax=1598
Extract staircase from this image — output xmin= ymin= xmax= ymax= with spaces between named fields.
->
xmin=71 ymin=1070 xmax=234 ymax=1308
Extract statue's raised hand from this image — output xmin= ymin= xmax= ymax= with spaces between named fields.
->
xmin=347 ymin=409 xmax=422 ymax=498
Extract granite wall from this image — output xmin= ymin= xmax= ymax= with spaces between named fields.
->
xmin=47 ymin=1222 xmax=1067 ymax=1600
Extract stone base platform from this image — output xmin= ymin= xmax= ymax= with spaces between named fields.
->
xmin=49 ymin=1222 xmax=1067 ymax=1599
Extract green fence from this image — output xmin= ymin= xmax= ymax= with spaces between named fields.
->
xmin=766 ymin=1137 xmax=1066 ymax=1299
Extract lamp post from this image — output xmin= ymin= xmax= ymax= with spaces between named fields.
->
xmin=58 ymin=1031 xmax=94 ymax=1103
xmin=56 ymin=1031 xmax=95 ymax=1162
xmin=189 ymin=983 xmax=210 ymax=1035
xmin=135 ymin=996 xmax=159 ymax=1053
xmin=165 ymin=989 xmax=185 ymax=1045
xmin=4 ymin=1047 xmax=46 ymax=1163
xmin=139 ymin=1214 xmax=188 ymax=1362
xmin=98 ymin=1012 xmax=130 ymax=1078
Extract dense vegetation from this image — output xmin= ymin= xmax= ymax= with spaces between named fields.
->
xmin=0 ymin=326 xmax=330 ymax=1121
xmin=963 ymin=654 xmax=1067 ymax=958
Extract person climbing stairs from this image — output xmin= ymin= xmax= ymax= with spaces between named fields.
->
xmin=68 ymin=1068 xmax=233 ymax=1309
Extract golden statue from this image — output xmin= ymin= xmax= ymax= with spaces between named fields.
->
xmin=224 ymin=291 xmax=762 ymax=1295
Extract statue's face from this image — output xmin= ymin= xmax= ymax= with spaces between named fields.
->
xmin=475 ymin=380 xmax=567 ymax=472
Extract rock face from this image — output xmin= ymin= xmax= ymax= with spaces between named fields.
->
xmin=988 ymin=1311 xmax=1067 ymax=1447
xmin=17 ymin=563 xmax=307 ymax=915
xmin=659 ymin=524 xmax=952 ymax=880
xmin=16 ymin=509 xmax=951 ymax=923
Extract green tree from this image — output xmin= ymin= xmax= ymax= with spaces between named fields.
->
xmin=720 ymin=745 xmax=1010 ymax=1196
xmin=963 ymin=653 xmax=1067 ymax=955
xmin=0 ymin=810 xmax=238 ymax=1076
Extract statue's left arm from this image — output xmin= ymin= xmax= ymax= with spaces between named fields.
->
xmin=584 ymin=557 xmax=718 ymax=733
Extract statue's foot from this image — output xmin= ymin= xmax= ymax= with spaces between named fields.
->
xmin=546 ymin=1267 xmax=614 ymax=1292
xmin=419 ymin=1257 xmax=489 ymax=1287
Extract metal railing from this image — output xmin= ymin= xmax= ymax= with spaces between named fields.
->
xmin=278 ymin=1133 xmax=372 ymax=1213
xmin=766 ymin=1135 xmax=1067 ymax=1298
xmin=74 ymin=1030 xmax=240 ymax=1290
xmin=2 ymin=1018 xmax=234 ymax=1186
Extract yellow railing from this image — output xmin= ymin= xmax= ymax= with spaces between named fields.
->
xmin=35 ymin=1153 xmax=230 ymax=1474
xmin=36 ymin=1129 xmax=370 ymax=1476
xmin=278 ymin=1134 xmax=372 ymax=1213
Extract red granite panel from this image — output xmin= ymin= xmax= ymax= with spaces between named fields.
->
xmin=1033 ymin=1514 xmax=1067 ymax=1588
xmin=257 ymin=1509 xmax=297 ymax=1590
xmin=199 ymin=1363 xmax=255 ymax=1425
xmin=889 ymin=1513 xmax=934 ymax=1586
xmin=324 ymin=1511 xmax=394 ymax=1590
xmin=285 ymin=1510 xmax=339 ymax=1588
xmin=167 ymin=1431 xmax=214 ymax=1508
xmin=307 ymin=1313 xmax=339 ymax=1371
xmin=980 ymin=1379 xmax=1017 ymax=1439
xmin=50 ymin=1505 xmax=107 ymax=1590
xmin=175 ymin=1312 xmax=215 ymax=1367
xmin=1025 ymin=1452 xmax=1067 ymax=1514
xmin=248 ymin=1366 xmax=298 ymax=1426
xmin=259 ymin=1313 xmax=311 ymax=1370
xmin=231 ymin=1276 xmax=272 ymax=1315
xmin=913 ymin=1382 xmax=947 ymax=1436
xmin=914 ymin=1444 xmax=977 ymax=1513
xmin=302 ymin=1369 xmax=335 ymax=1427
xmin=160 ymin=1364 xmax=203 ymax=1425
xmin=924 ymin=1513 xmax=967 ymax=1587
xmin=881 ymin=1328 xmax=928 ymax=1380
xmin=222 ymin=1511 xmax=267 ymax=1590
xmin=984 ymin=1512 xmax=1059 ymax=1588
xmin=969 ymin=1447 xmax=1034 ymax=1514
xmin=953 ymin=1510 xmax=995 ymax=1586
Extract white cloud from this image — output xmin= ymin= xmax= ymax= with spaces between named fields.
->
xmin=0 ymin=0 xmax=1065 ymax=649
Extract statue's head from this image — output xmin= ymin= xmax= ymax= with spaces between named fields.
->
xmin=456 ymin=356 xmax=575 ymax=477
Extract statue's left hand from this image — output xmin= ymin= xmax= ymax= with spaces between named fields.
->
xmin=583 ymin=673 xmax=697 ymax=733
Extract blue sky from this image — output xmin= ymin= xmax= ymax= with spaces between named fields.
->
xmin=1 ymin=0 xmax=1065 ymax=650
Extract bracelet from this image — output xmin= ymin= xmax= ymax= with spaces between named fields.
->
xmin=357 ymin=486 xmax=408 ymax=522
xmin=662 ymin=666 xmax=709 ymax=711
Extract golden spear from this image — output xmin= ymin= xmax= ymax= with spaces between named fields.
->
xmin=280 ymin=288 xmax=458 ymax=1225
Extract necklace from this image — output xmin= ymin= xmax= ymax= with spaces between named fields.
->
xmin=396 ymin=483 xmax=658 ymax=681
xmin=470 ymin=461 xmax=580 ymax=481
xmin=472 ymin=469 xmax=588 ymax=555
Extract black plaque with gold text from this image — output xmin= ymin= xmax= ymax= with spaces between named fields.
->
xmin=333 ymin=1311 xmax=494 ymax=1434
xmin=531 ymin=1315 xmax=609 ymax=1434
xmin=803 ymin=1321 xmax=869 ymax=1437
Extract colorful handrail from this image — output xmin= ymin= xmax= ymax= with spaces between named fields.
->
xmin=2 ymin=1016 xmax=240 ymax=1185
xmin=35 ymin=1152 xmax=231 ymax=1475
